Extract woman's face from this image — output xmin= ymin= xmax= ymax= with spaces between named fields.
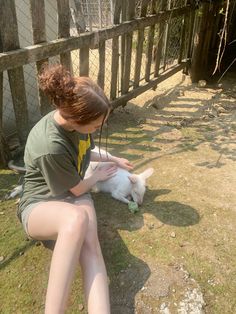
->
xmin=70 ymin=114 xmax=108 ymax=134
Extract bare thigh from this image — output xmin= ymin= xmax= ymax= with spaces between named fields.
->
xmin=27 ymin=199 xmax=96 ymax=241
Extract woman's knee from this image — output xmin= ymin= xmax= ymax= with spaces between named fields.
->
xmin=82 ymin=225 xmax=101 ymax=257
xmin=59 ymin=206 xmax=89 ymax=238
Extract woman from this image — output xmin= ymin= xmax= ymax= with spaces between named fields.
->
xmin=18 ymin=64 xmax=133 ymax=314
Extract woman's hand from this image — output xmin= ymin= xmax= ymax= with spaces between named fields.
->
xmin=112 ymin=156 xmax=133 ymax=171
xmin=93 ymin=164 xmax=117 ymax=182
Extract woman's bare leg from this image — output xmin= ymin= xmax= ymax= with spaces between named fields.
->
xmin=27 ymin=201 xmax=89 ymax=314
xmin=77 ymin=200 xmax=110 ymax=314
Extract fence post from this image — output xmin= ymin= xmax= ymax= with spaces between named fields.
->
xmin=98 ymin=0 xmax=103 ymax=28
xmin=145 ymin=0 xmax=156 ymax=82
xmin=72 ymin=0 xmax=89 ymax=77
xmin=183 ymin=0 xmax=195 ymax=74
xmin=97 ymin=41 xmax=105 ymax=89
xmin=178 ymin=1 xmax=188 ymax=64
xmin=0 ymin=0 xmax=29 ymax=145
xmin=30 ymin=0 xmax=51 ymax=116
xmin=190 ymin=1 xmax=210 ymax=82
xmin=121 ymin=0 xmax=135 ymax=95
xmin=133 ymin=0 xmax=150 ymax=88
xmin=110 ymin=0 xmax=122 ymax=100
xmin=153 ymin=0 xmax=166 ymax=77
xmin=0 ymin=35 xmax=11 ymax=167
xmin=57 ymin=0 xmax=72 ymax=72
xmin=120 ymin=0 xmax=127 ymax=94
xmin=71 ymin=0 xmax=86 ymax=33
xmin=201 ymin=1 xmax=219 ymax=72
xmin=79 ymin=46 xmax=89 ymax=76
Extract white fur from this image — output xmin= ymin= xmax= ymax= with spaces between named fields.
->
xmin=86 ymin=161 xmax=153 ymax=205
xmin=5 ymin=185 xmax=23 ymax=200
xmin=7 ymin=148 xmax=154 ymax=207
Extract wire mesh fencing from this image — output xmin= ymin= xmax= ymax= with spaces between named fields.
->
xmin=2 ymin=0 xmax=189 ymax=138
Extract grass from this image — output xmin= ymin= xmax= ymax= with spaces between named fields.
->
xmin=1 ymin=96 xmax=236 ymax=313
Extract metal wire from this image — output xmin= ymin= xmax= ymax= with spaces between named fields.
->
xmin=3 ymin=0 xmax=186 ymax=136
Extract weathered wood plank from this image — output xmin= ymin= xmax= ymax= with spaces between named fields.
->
xmin=98 ymin=0 xmax=103 ymax=28
xmin=184 ymin=1 xmax=196 ymax=74
xmin=112 ymin=62 xmax=188 ymax=108
xmin=178 ymin=15 xmax=186 ymax=64
xmin=0 ymin=35 xmax=3 ymax=132
xmin=110 ymin=36 xmax=119 ymax=100
xmin=145 ymin=0 xmax=156 ymax=82
xmin=30 ymin=0 xmax=46 ymax=43
xmin=0 ymin=71 xmax=3 ymax=130
xmin=0 ymin=35 xmax=11 ymax=166
xmin=0 ymin=6 xmax=191 ymax=72
xmin=120 ymin=0 xmax=127 ymax=94
xmin=97 ymin=41 xmax=105 ymax=89
xmin=0 ymin=0 xmax=20 ymax=51
xmin=162 ymin=0 xmax=171 ymax=71
xmin=154 ymin=0 xmax=166 ymax=77
xmin=110 ymin=36 xmax=119 ymax=99
xmin=8 ymin=67 xmax=29 ymax=144
xmin=122 ymin=0 xmax=135 ymax=94
xmin=30 ymin=0 xmax=51 ymax=116
xmin=110 ymin=0 xmax=122 ymax=100
xmin=57 ymin=0 xmax=72 ymax=71
xmin=0 ymin=71 xmax=11 ymax=165
xmin=153 ymin=23 xmax=164 ymax=77
xmin=133 ymin=0 xmax=150 ymax=88
xmin=0 ymin=0 xmax=29 ymax=144
xmin=79 ymin=46 xmax=89 ymax=76
xmin=144 ymin=24 xmax=155 ymax=81
xmin=70 ymin=0 xmax=86 ymax=34
xmin=113 ymin=0 xmax=122 ymax=24
xmin=190 ymin=2 xmax=209 ymax=82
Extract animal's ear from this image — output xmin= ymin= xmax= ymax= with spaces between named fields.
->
xmin=128 ymin=175 xmax=138 ymax=184
xmin=139 ymin=168 xmax=154 ymax=181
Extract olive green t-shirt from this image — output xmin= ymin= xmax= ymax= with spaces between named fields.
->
xmin=18 ymin=110 xmax=94 ymax=220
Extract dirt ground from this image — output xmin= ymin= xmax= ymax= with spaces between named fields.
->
xmin=0 ymin=71 xmax=236 ymax=313
xmin=100 ymin=71 xmax=236 ymax=314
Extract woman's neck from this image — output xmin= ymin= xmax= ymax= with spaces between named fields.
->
xmin=53 ymin=110 xmax=74 ymax=131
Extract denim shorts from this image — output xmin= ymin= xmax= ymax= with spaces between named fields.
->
xmin=20 ymin=193 xmax=93 ymax=239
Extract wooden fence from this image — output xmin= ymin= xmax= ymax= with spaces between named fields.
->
xmin=0 ymin=0 xmax=195 ymax=166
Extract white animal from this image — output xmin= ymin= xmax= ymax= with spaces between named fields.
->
xmin=7 ymin=149 xmax=154 ymax=206
xmin=5 ymin=185 xmax=23 ymax=200
xmin=86 ymin=161 xmax=153 ymax=205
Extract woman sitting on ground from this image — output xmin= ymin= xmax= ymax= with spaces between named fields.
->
xmin=18 ymin=64 xmax=133 ymax=314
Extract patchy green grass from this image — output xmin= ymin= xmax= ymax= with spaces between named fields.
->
xmin=1 ymin=90 xmax=236 ymax=313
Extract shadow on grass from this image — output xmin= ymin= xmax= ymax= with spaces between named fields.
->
xmin=94 ymin=187 xmax=200 ymax=313
xmin=24 ymin=188 xmax=198 ymax=313
xmin=146 ymin=188 xmax=200 ymax=226
xmin=0 ymin=171 xmax=20 ymax=199
xmin=0 ymin=240 xmax=35 ymax=270
xmin=104 ymin=83 xmax=236 ymax=171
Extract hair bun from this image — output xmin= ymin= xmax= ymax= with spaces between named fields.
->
xmin=38 ymin=64 xmax=76 ymax=107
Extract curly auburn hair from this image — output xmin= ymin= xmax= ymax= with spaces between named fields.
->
xmin=38 ymin=64 xmax=111 ymax=125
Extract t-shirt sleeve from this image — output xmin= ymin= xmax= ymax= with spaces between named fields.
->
xmin=37 ymin=154 xmax=80 ymax=196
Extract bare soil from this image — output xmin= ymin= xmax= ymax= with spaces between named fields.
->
xmin=98 ymin=71 xmax=236 ymax=314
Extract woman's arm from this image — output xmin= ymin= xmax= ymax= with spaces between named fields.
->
xmin=90 ymin=148 xmax=112 ymax=162
xmin=90 ymin=147 xmax=133 ymax=170
xmin=70 ymin=163 xmax=117 ymax=197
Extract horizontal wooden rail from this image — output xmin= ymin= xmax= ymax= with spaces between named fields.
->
xmin=0 ymin=6 xmax=191 ymax=72
xmin=111 ymin=61 xmax=189 ymax=108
